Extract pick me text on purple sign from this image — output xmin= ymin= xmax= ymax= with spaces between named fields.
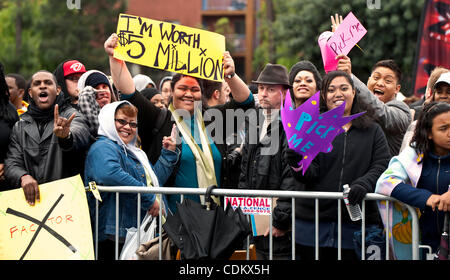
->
xmin=280 ymin=90 xmax=365 ymax=175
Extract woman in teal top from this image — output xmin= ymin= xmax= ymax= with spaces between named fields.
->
xmin=170 ymin=115 xmax=223 ymax=212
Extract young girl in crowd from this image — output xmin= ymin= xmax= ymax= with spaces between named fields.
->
xmin=376 ymin=102 xmax=450 ymax=259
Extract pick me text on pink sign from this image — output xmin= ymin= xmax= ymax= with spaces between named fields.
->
xmin=326 ymin=11 xmax=367 ymax=56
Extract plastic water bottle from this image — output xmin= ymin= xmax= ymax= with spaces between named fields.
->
xmin=343 ymin=184 xmax=362 ymax=221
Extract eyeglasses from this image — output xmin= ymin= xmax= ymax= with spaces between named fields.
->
xmin=115 ymin=118 xmax=138 ymax=128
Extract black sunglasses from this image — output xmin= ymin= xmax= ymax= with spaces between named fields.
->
xmin=115 ymin=118 xmax=138 ymax=128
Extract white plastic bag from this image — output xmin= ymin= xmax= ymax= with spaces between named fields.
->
xmin=119 ymin=214 xmax=157 ymax=260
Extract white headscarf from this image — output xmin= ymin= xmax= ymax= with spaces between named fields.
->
xmin=133 ymin=74 xmax=156 ymax=91
xmin=98 ymin=101 xmax=160 ymax=188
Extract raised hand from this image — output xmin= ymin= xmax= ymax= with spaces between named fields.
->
xmin=336 ymin=54 xmax=352 ymax=75
xmin=223 ymin=51 xmax=236 ymax=78
xmin=162 ymin=124 xmax=178 ymax=151
xmin=104 ymin=33 xmax=119 ymax=57
xmin=331 ymin=13 xmax=343 ymax=32
xmin=53 ymin=104 xmax=76 ymax=139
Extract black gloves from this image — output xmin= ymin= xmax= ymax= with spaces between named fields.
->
xmin=348 ymin=184 xmax=368 ymax=205
xmin=285 ymin=148 xmax=303 ymax=168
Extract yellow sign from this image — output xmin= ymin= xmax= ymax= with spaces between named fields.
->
xmin=0 ymin=175 xmax=94 ymax=260
xmin=114 ymin=13 xmax=226 ymax=82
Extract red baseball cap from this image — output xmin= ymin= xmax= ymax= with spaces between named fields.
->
xmin=63 ymin=60 xmax=86 ymax=77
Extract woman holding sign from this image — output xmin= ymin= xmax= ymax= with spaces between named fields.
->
xmin=104 ymin=33 xmax=254 ymax=214
xmin=285 ymin=70 xmax=390 ymax=260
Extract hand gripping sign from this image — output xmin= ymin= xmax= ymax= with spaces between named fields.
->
xmin=318 ymin=12 xmax=367 ymax=73
xmin=0 ymin=175 xmax=94 ymax=260
xmin=114 ymin=13 xmax=226 ymax=82
xmin=280 ymin=90 xmax=365 ymax=175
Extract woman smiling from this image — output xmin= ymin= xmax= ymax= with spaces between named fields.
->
xmin=84 ymin=101 xmax=179 ymax=259
xmin=285 ymin=71 xmax=390 ymax=260
xmin=288 ymin=61 xmax=322 ymax=108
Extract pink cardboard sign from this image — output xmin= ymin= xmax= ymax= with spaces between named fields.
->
xmin=318 ymin=12 xmax=367 ymax=73
xmin=327 ymin=11 xmax=367 ymax=56
xmin=280 ymin=90 xmax=365 ymax=175
xmin=318 ymin=31 xmax=338 ymax=73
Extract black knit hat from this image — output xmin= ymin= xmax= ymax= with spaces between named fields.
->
xmin=288 ymin=60 xmax=322 ymax=90
xmin=141 ymin=88 xmax=160 ymax=100
xmin=85 ymin=72 xmax=110 ymax=89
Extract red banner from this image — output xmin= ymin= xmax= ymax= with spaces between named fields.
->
xmin=412 ymin=0 xmax=450 ymax=97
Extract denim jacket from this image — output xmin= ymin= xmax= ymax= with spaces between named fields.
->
xmin=84 ymin=100 xmax=180 ymax=242
xmin=85 ymin=136 xmax=179 ymax=241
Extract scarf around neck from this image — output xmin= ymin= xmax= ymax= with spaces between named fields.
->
xmin=27 ymin=93 xmax=67 ymax=124
xmin=168 ymin=103 xmax=219 ymax=205
xmin=97 ymin=101 xmax=160 ymax=189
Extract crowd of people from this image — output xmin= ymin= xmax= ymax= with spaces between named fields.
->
xmin=0 ymin=17 xmax=449 ymax=260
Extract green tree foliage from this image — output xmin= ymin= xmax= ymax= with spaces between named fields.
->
xmin=214 ymin=17 xmax=236 ymax=53
xmin=255 ymin=0 xmax=425 ymax=95
xmin=0 ymin=0 xmax=42 ymax=77
xmin=0 ymin=0 xmax=126 ymax=79
xmin=38 ymin=0 xmax=126 ymax=74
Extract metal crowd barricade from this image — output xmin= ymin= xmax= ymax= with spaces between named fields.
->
xmin=89 ymin=186 xmax=420 ymax=260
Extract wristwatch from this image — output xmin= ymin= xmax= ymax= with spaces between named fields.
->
xmin=225 ymin=72 xmax=235 ymax=79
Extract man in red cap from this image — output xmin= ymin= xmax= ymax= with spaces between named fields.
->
xmin=53 ymin=59 xmax=87 ymax=109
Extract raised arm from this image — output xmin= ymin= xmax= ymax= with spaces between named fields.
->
xmin=336 ymin=54 xmax=411 ymax=135
xmin=223 ymin=51 xmax=251 ymax=103
xmin=104 ymin=33 xmax=135 ymax=95
xmin=104 ymin=33 xmax=167 ymax=156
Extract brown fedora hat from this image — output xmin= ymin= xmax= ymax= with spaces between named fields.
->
xmin=252 ymin=63 xmax=290 ymax=87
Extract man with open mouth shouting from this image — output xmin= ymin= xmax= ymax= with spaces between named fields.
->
xmin=336 ymin=55 xmax=411 ymax=157
xmin=4 ymin=70 xmax=90 ymax=206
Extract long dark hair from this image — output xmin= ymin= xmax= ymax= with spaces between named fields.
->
xmin=0 ymin=62 xmax=19 ymax=127
xmin=411 ymin=102 xmax=450 ymax=162
xmin=319 ymin=70 xmax=372 ymax=129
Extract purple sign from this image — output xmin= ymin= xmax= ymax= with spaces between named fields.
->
xmin=281 ymin=90 xmax=365 ymax=174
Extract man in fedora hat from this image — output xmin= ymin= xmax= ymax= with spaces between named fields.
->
xmin=237 ymin=63 xmax=297 ymax=260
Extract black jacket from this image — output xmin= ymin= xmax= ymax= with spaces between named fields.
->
xmin=238 ymin=110 xmax=298 ymax=254
xmin=0 ymin=102 xmax=19 ymax=190
xmin=292 ymin=122 xmax=390 ymax=225
xmin=238 ymin=110 xmax=298 ymax=230
xmin=4 ymin=104 xmax=90 ymax=188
